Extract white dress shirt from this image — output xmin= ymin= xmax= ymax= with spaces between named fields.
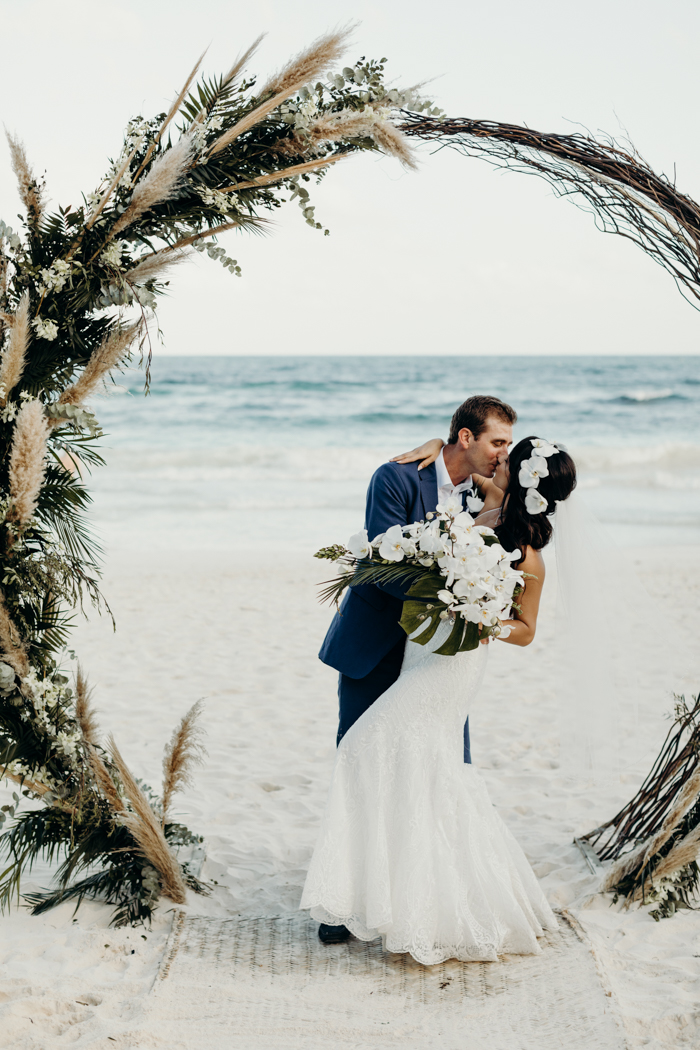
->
xmin=435 ymin=448 xmax=474 ymax=507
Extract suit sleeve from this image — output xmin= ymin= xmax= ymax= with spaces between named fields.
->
xmin=362 ymin=463 xmax=419 ymax=603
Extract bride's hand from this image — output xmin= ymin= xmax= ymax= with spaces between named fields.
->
xmin=390 ymin=437 xmax=445 ymax=471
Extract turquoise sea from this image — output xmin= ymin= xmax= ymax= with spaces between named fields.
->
xmin=88 ymin=355 xmax=700 ymax=553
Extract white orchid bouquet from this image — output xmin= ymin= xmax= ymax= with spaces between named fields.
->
xmin=315 ymin=496 xmax=525 ymax=656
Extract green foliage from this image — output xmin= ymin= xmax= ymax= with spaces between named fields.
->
xmin=0 ymin=44 xmax=427 ymax=925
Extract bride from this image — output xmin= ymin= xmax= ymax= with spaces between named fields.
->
xmin=300 ymin=435 xmax=578 ymax=965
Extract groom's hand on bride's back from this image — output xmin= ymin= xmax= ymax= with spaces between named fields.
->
xmin=391 ymin=438 xmax=445 ymax=471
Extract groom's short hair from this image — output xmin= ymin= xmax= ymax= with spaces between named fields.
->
xmin=448 ymin=395 xmax=517 ymax=444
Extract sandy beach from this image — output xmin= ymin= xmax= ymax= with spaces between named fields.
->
xmin=0 ymin=539 xmax=698 ymax=1048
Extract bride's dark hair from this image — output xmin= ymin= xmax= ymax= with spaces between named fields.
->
xmin=494 ymin=436 xmax=577 ymax=555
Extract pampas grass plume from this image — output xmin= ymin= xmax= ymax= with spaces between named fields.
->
xmin=5 ymin=132 xmax=44 ymax=224
xmin=8 ymin=400 xmax=49 ymax=527
xmin=603 ymin=766 xmax=700 ymax=892
xmin=259 ymin=26 xmax=352 ymax=99
xmin=369 ymin=120 xmax=418 ymax=171
xmin=125 ymin=249 xmax=191 ymax=284
xmin=109 ymin=736 xmax=187 ymax=903
xmin=209 ymin=27 xmax=352 ymax=157
xmin=75 ymin=665 xmax=99 ymax=746
xmin=649 ymin=824 xmax=700 ymax=884
xmin=0 ymin=590 xmax=28 ymax=676
xmin=87 ymin=745 xmax=125 ymax=815
xmin=0 ymin=292 xmax=29 ymax=404
xmin=112 ymin=133 xmax=194 ymax=235
xmin=59 ymin=323 xmax=140 ymax=407
xmin=161 ymin=699 xmax=206 ymax=826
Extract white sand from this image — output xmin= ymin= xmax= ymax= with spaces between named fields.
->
xmin=1 ymin=543 xmax=699 ymax=1048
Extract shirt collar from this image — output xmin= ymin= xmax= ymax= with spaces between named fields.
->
xmin=436 ymin=448 xmax=472 ymax=494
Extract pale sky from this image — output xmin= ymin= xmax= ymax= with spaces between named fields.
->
xmin=1 ymin=0 xmax=699 ymax=355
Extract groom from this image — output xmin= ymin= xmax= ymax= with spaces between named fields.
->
xmin=317 ymin=394 xmax=516 ymax=943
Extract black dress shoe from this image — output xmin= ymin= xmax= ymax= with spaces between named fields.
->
xmin=318 ymin=923 xmax=351 ymax=944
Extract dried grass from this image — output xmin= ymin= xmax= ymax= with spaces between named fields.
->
xmin=112 ymin=133 xmax=195 ymax=235
xmin=8 ymin=400 xmax=49 ymax=527
xmin=5 ymin=132 xmax=44 ymax=224
xmin=131 ymin=50 xmax=207 ymax=186
xmin=224 ymin=152 xmax=346 ymax=191
xmin=209 ymin=27 xmax=352 ymax=157
xmin=274 ymin=108 xmax=417 ymax=169
xmin=3 ymin=769 xmax=52 ymax=798
xmin=85 ymin=145 xmax=140 ymax=231
xmin=161 ymin=700 xmax=205 ymax=826
xmin=109 ymin=736 xmax=187 ymax=903
xmin=369 ymin=119 xmax=418 ymax=170
xmin=222 ymin=35 xmax=266 ymax=90
xmin=59 ymin=323 xmax=141 ymax=406
xmin=125 ymin=248 xmax=191 ymax=284
xmin=75 ymin=665 xmax=99 ymax=745
xmin=87 ymin=745 xmax=125 ymax=814
xmin=259 ymin=26 xmax=352 ymax=99
xmin=603 ymin=766 xmax=700 ymax=891
xmin=168 ymin=220 xmax=244 ymax=251
xmin=0 ymin=590 xmax=28 ymax=676
xmin=0 ymin=292 xmax=29 ymax=404
xmin=649 ymin=824 xmax=700 ymax=884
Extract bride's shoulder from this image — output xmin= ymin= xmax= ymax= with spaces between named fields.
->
xmin=519 ymin=545 xmax=546 ymax=578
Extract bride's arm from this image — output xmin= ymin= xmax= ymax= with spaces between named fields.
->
xmin=390 ymin=438 xmax=444 ymax=471
xmin=498 ymin=547 xmax=545 ymax=647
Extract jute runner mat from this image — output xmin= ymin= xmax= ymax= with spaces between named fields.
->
xmin=144 ymin=910 xmax=625 ymax=1050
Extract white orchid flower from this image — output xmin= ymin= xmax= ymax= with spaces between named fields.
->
xmin=466 ymin=493 xmax=485 ymax=513
xmin=452 ymin=511 xmax=475 ymax=530
xmin=530 ymin=438 xmax=559 ymax=457
xmin=478 ymin=599 xmax=503 ymax=626
xmin=347 ymin=529 xmax=372 ymax=560
xmin=525 ymin=488 xmax=548 ymax=515
xmin=466 ymin=543 xmax=501 ymax=570
xmin=453 ymin=574 xmax=488 ymax=601
xmin=492 ymin=577 xmax=517 ymax=600
xmin=436 ymin=493 xmax=463 ymax=517
xmin=378 ymin=524 xmax=407 ymax=561
xmin=437 ymin=588 xmax=454 ymax=605
xmin=419 ymin=528 xmax=445 ymax=555
xmin=518 ymin=455 xmax=549 ymax=488
xmin=460 ymin=603 xmax=483 ymax=624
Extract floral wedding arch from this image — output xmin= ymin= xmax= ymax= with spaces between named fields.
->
xmin=0 ymin=27 xmax=696 ymax=925
xmin=0 ymin=29 xmax=443 ymax=924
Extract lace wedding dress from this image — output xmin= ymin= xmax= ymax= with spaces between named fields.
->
xmin=300 ymin=622 xmax=557 ymax=965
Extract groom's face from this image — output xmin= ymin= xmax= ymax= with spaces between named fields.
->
xmin=461 ymin=416 xmax=512 ymax=477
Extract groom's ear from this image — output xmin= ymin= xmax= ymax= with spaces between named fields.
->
xmin=458 ymin=427 xmax=474 ymax=449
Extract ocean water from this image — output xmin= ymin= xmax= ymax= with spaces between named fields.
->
xmin=87 ymin=355 xmax=700 ymax=554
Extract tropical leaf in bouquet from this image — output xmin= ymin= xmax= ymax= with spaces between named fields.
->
xmin=433 ymin=616 xmax=466 ymax=657
xmin=400 ymin=600 xmax=443 ymax=646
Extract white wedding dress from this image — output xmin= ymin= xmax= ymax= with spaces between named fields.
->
xmin=300 ymin=622 xmax=557 ymax=965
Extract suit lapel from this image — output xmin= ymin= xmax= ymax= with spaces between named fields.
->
xmin=419 ymin=462 xmax=438 ymax=518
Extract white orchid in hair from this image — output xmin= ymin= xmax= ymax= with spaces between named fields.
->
xmin=525 ymin=488 xmax=548 ymax=515
xmin=518 ymin=455 xmax=549 ymax=488
xmin=530 ymin=438 xmax=559 ymax=457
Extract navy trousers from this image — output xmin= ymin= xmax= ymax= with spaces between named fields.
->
xmin=337 ymin=637 xmax=472 ymax=763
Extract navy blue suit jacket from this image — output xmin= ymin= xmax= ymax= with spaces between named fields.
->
xmin=319 ymin=460 xmax=448 ymax=679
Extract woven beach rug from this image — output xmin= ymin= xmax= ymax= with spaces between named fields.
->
xmin=144 ymin=910 xmax=625 ymax=1050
